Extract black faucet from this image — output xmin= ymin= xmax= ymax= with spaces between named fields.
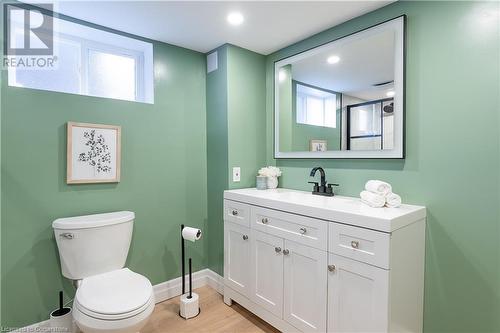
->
xmin=309 ymin=167 xmax=338 ymax=197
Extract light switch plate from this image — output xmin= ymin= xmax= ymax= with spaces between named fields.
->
xmin=233 ymin=167 xmax=241 ymax=182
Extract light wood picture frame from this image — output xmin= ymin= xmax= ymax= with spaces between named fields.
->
xmin=67 ymin=122 xmax=121 ymax=184
xmin=310 ymin=140 xmax=327 ymax=152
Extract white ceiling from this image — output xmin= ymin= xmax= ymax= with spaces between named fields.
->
xmin=291 ymin=29 xmax=395 ymax=100
xmin=27 ymin=0 xmax=392 ymax=55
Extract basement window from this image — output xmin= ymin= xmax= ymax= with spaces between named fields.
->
xmin=7 ymin=6 xmax=154 ymax=104
xmin=296 ymin=83 xmax=337 ymax=128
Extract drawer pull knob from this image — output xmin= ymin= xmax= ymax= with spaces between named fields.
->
xmin=261 ymin=218 xmax=269 ymax=224
xmin=299 ymin=227 xmax=307 ymax=234
xmin=351 ymin=241 xmax=360 ymax=249
xmin=242 ymin=235 xmax=249 ymax=240
xmin=283 ymin=249 xmax=290 ymax=255
xmin=328 ymin=265 xmax=336 ymax=272
xmin=232 ymin=210 xmax=238 ymax=216
xmin=275 ymin=247 xmax=282 ymax=253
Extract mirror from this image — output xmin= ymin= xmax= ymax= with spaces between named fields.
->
xmin=274 ymin=16 xmax=405 ymax=159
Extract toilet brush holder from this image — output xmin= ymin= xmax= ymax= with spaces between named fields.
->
xmin=180 ymin=292 xmax=200 ymax=319
xmin=50 ymin=290 xmax=75 ymax=333
xmin=50 ymin=307 xmax=74 ymax=332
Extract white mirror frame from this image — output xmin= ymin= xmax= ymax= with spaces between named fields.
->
xmin=274 ymin=16 xmax=405 ymax=159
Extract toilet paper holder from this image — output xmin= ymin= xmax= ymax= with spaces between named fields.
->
xmin=180 ymin=224 xmax=202 ymax=319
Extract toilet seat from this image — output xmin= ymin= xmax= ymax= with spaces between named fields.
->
xmin=75 ymin=268 xmax=153 ymax=320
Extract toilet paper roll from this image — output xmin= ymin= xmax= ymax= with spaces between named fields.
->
xmin=182 ymin=227 xmax=202 ymax=242
xmin=180 ymin=292 xmax=199 ymax=319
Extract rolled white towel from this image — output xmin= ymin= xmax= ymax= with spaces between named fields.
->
xmin=360 ymin=190 xmax=386 ymax=208
xmin=385 ymin=193 xmax=402 ymax=208
xmin=365 ymin=180 xmax=392 ymax=196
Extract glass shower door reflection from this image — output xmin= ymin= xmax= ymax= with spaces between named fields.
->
xmin=347 ymin=102 xmax=382 ymax=150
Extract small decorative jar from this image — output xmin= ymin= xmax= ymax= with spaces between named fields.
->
xmin=256 ymin=176 xmax=267 ymax=190
xmin=267 ymin=176 xmax=279 ymax=189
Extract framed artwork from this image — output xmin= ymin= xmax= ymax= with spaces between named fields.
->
xmin=310 ymin=140 xmax=327 ymax=152
xmin=67 ymin=122 xmax=121 ymax=184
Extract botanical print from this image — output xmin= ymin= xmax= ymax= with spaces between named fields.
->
xmin=67 ymin=122 xmax=121 ymax=184
xmin=77 ymin=130 xmax=112 ymax=174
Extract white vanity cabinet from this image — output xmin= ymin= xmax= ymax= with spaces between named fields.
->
xmin=250 ymin=229 xmax=284 ymax=317
xmin=327 ymin=253 xmax=389 ymax=332
xmin=283 ymin=240 xmax=327 ymax=332
xmin=223 ymin=221 xmax=251 ymax=297
xmin=223 ymin=188 xmax=426 ymax=333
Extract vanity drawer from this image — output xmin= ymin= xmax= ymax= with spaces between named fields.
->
xmin=224 ymin=200 xmax=250 ymax=227
xmin=329 ymin=223 xmax=390 ymax=269
xmin=252 ymin=206 xmax=327 ymax=251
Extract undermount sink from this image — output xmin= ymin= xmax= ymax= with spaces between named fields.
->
xmin=224 ymin=187 xmax=426 ymax=233
xmin=255 ymin=188 xmax=351 ymax=205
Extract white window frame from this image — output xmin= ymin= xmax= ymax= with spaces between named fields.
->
xmin=7 ymin=8 xmax=154 ymax=104
xmin=296 ymin=87 xmax=337 ymax=129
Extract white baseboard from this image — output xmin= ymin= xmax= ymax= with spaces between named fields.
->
xmin=12 ymin=269 xmax=223 ymax=333
xmin=205 ymin=268 xmax=224 ymax=294
xmin=153 ymin=268 xmax=223 ymax=303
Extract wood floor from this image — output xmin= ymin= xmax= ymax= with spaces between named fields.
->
xmin=142 ymin=286 xmax=281 ymax=333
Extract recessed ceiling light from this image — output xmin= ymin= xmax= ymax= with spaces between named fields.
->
xmin=227 ymin=12 xmax=244 ymax=26
xmin=386 ymin=90 xmax=395 ymax=97
xmin=327 ymin=55 xmax=340 ymax=64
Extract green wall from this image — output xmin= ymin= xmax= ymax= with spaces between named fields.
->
xmin=206 ymin=45 xmax=229 ymax=275
xmin=206 ymin=44 xmax=266 ymax=275
xmin=266 ymin=1 xmax=500 ymax=332
xmin=1 ymin=41 xmax=208 ymax=327
xmin=227 ymin=45 xmax=267 ymax=189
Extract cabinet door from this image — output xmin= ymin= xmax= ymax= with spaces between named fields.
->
xmin=250 ymin=230 xmax=284 ymax=317
xmin=283 ymin=240 xmax=327 ymax=332
xmin=328 ymin=254 xmax=389 ymax=333
xmin=224 ymin=222 xmax=251 ymax=297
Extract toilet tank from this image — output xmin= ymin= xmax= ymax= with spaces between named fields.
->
xmin=52 ymin=211 xmax=135 ymax=280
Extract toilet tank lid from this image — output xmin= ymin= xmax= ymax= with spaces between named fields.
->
xmin=52 ymin=211 xmax=135 ymax=230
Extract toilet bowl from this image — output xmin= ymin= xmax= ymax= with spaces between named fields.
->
xmin=72 ymin=268 xmax=155 ymax=333
xmin=52 ymin=211 xmax=155 ymax=333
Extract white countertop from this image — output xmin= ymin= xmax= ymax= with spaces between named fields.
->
xmin=224 ymin=188 xmax=426 ymax=232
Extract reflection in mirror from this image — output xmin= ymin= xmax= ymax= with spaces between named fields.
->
xmin=275 ymin=16 xmax=404 ymax=159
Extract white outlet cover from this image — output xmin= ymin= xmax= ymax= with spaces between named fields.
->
xmin=233 ymin=167 xmax=241 ymax=182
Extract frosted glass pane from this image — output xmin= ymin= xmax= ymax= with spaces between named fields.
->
xmin=324 ymin=97 xmax=337 ymax=128
xmin=295 ymin=84 xmax=337 ymax=128
xmin=306 ymin=97 xmax=324 ymax=126
xmin=87 ymin=50 xmax=136 ymax=101
xmin=10 ymin=37 xmax=81 ymax=94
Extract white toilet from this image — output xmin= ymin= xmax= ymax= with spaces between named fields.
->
xmin=53 ymin=211 xmax=155 ymax=333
